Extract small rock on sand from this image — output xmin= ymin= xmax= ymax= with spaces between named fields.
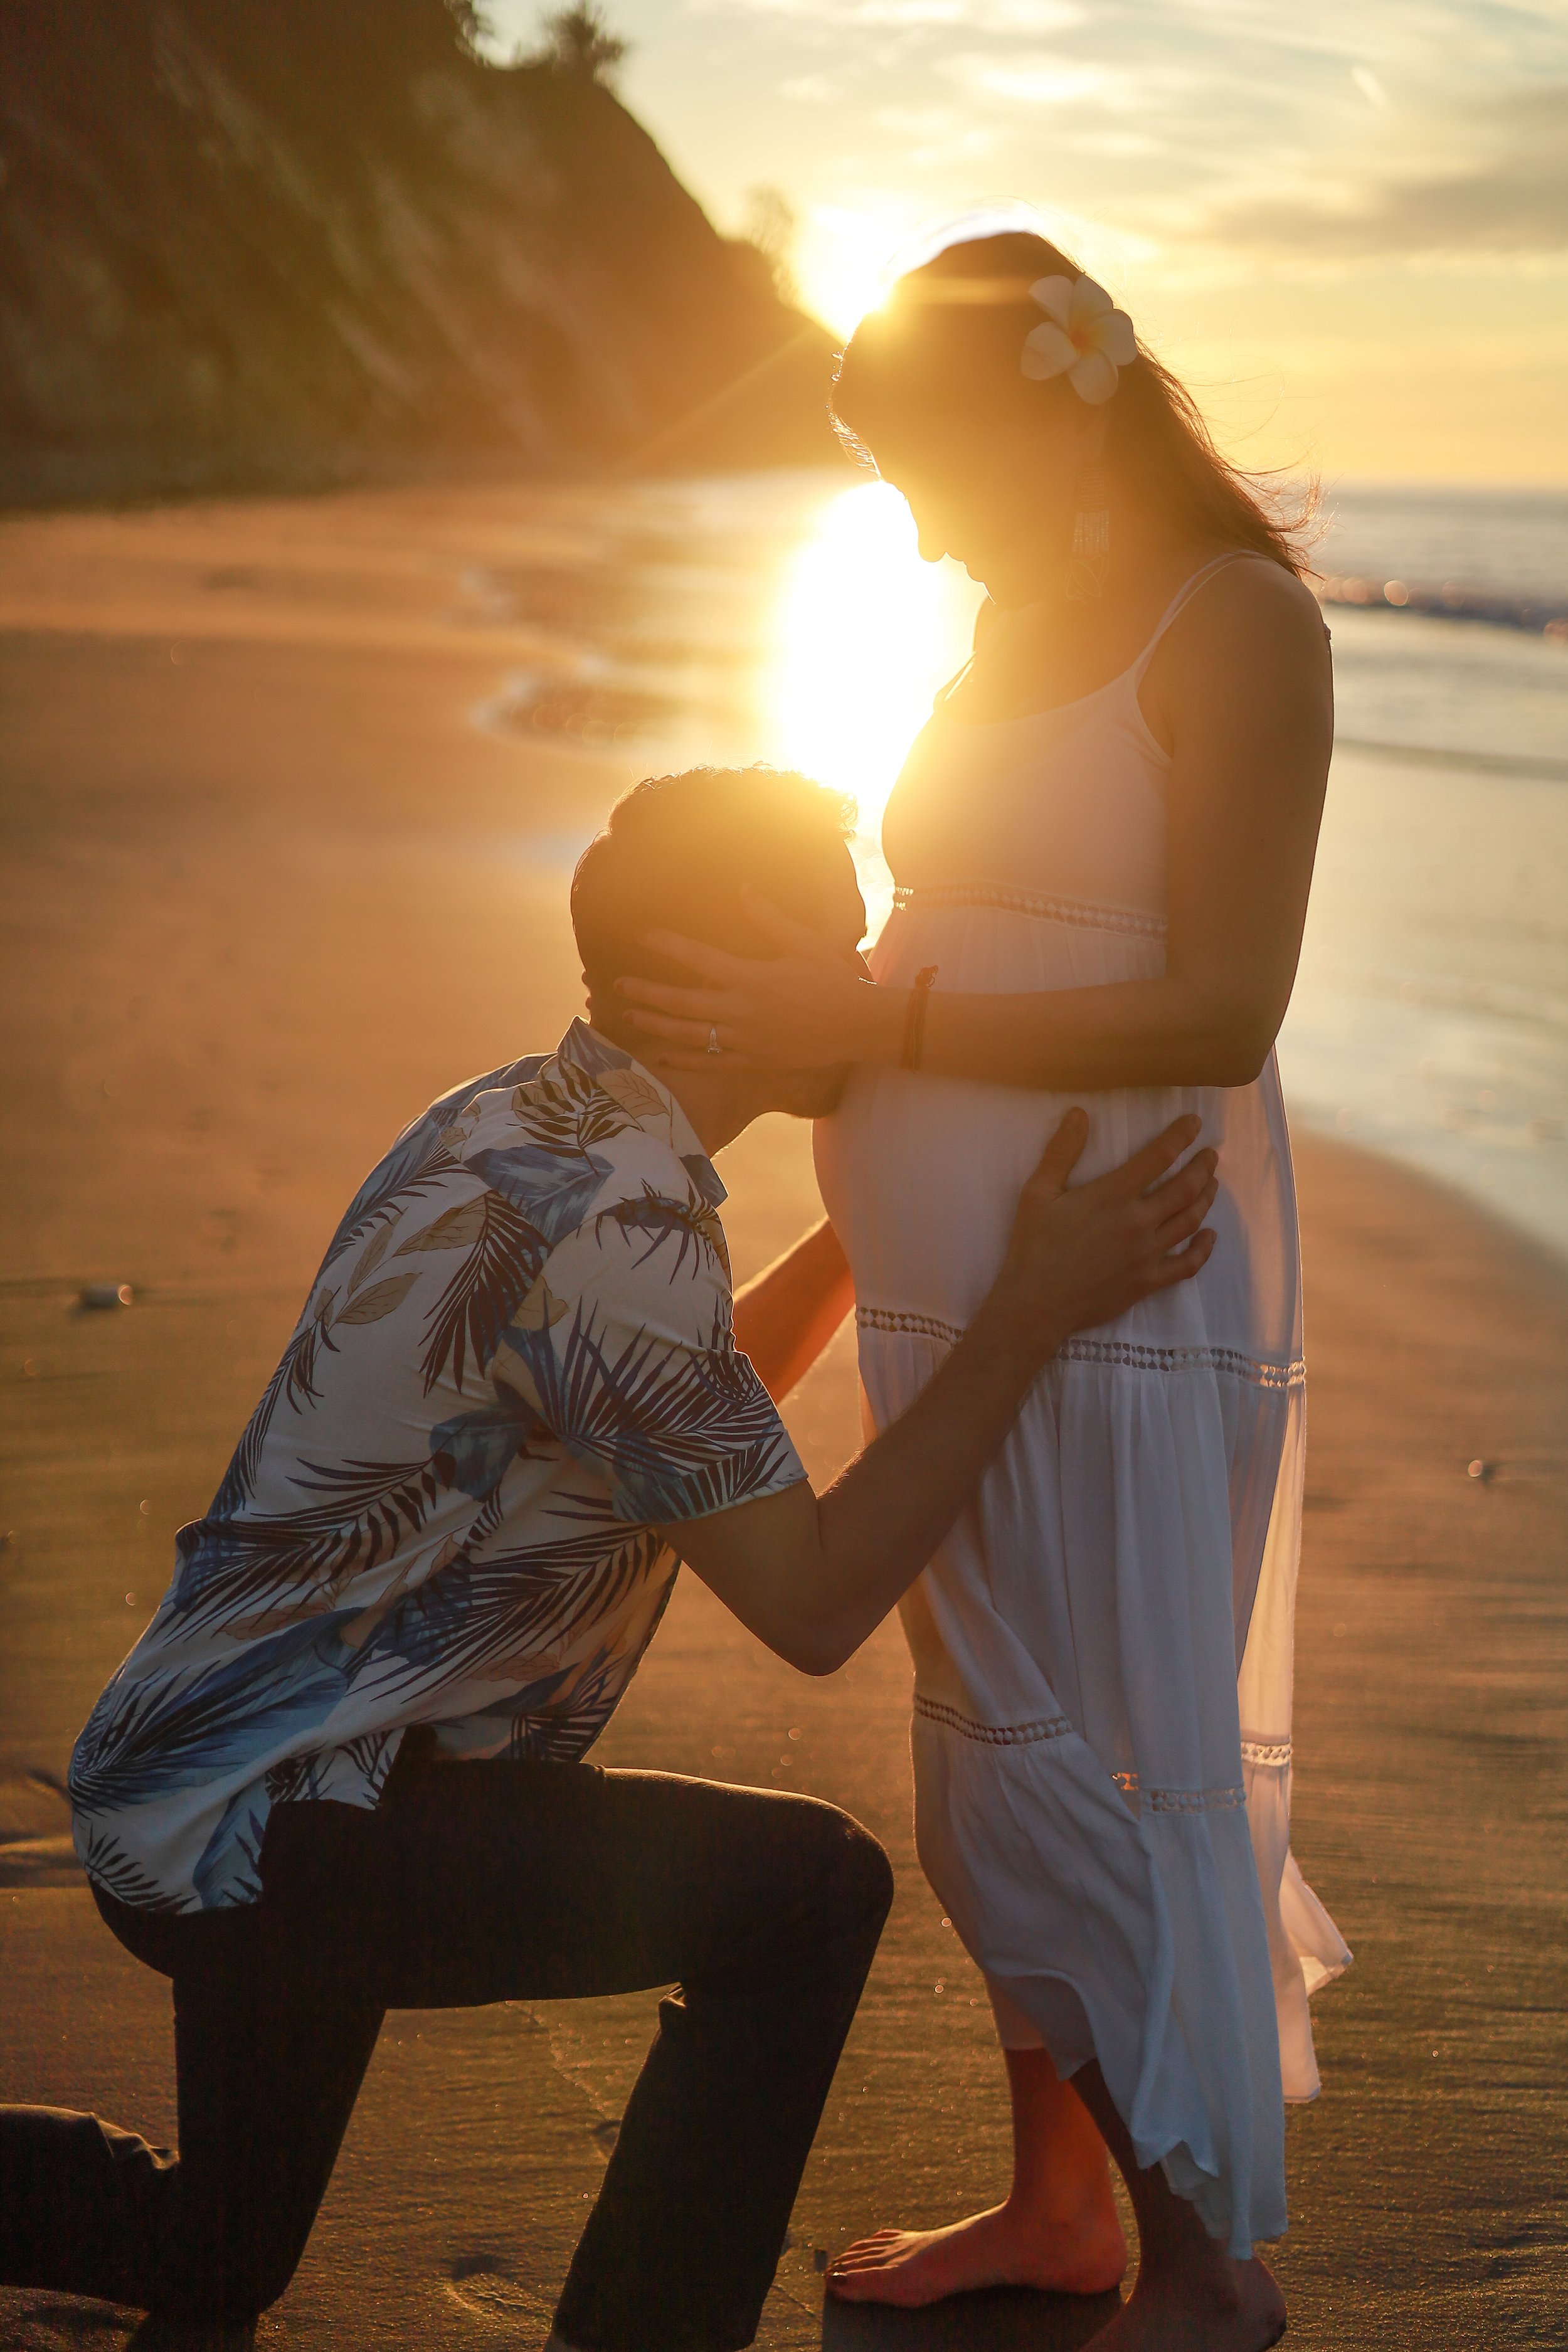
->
xmin=78 ymin=1282 xmax=134 ymax=1310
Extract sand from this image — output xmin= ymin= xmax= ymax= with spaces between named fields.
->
xmin=1 ymin=485 xmax=1565 ymax=2351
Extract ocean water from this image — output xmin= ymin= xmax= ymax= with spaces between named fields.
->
xmin=477 ymin=474 xmax=1568 ymax=1261
xmin=1284 ymin=485 xmax=1568 ymax=1259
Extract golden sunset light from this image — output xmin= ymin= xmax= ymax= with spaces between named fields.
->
xmin=482 ymin=0 xmax=1568 ymax=482
xmin=3 ymin=4 xmax=1565 ymax=2346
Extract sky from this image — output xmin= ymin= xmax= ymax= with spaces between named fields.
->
xmin=481 ymin=0 xmax=1568 ymax=484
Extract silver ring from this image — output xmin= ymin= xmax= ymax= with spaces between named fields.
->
xmin=706 ymin=1026 xmax=722 ymax=1057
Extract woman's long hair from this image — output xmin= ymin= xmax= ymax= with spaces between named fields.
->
xmin=832 ymin=231 xmax=1312 ymax=577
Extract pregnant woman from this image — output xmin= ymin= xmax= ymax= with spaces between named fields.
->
xmin=619 ymin=230 xmax=1350 ymax=2352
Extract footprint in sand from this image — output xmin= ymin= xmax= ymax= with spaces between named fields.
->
xmin=445 ymin=2259 xmax=554 ymax=2328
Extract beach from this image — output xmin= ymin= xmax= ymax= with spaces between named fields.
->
xmin=2 ymin=482 xmax=1565 ymax=2350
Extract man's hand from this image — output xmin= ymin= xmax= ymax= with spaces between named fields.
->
xmin=672 ymin=1108 xmax=1221 ymax=1679
xmin=985 ymin=1108 xmax=1217 ymax=1374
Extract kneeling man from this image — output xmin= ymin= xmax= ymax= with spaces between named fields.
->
xmin=1 ymin=766 xmax=1216 ymax=2346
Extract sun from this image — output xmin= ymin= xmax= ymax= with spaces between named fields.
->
xmin=794 ymin=208 xmax=905 ymax=341
xmin=761 ymin=480 xmax=983 ymax=924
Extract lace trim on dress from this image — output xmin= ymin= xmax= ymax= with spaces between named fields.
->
xmin=1112 ymin=1771 xmax=1247 ymax=1813
xmin=857 ymin=1305 xmax=965 ymax=1348
xmin=1150 ymin=1784 xmax=1246 ymax=1814
xmin=857 ymin=1310 xmax=1306 ymax=1393
xmin=914 ymin=1694 xmax=1073 ymax=1747
xmin=893 ymin=882 xmax=1168 ymax=938
xmin=1240 ymin=1737 xmax=1293 ymax=1768
xmin=918 ymin=1713 xmax=1251 ymax=1813
xmin=1061 ymin=1337 xmax=1306 ymax=1389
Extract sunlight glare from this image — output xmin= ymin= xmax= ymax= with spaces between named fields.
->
xmin=766 ymin=481 xmax=981 ymax=918
xmin=796 ymin=207 xmax=903 ymax=341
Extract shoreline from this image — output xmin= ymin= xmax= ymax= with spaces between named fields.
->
xmin=6 ymin=475 xmax=1565 ymax=1287
xmin=3 ymin=480 xmax=1566 ymax=2348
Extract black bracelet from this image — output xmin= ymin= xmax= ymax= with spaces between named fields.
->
xmin=901 ymin=966 xmax=940 ymax=1071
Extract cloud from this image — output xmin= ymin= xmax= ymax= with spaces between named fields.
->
xmin=709 ymin=0 xmax=1085 ymax=25
xmin=872 ymin=103 xmax=1002 ymax=166
xmin=1209 ymin=87 xmax=1568 ymax=255
xmin=948 ymin=51 xmax=1133 ymax=107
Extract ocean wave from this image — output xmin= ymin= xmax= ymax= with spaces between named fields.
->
xmin=1334 ymin=737 xmax=1568 ymax=783
xmin=1318 ymin=573 xmax=1568 ymax=640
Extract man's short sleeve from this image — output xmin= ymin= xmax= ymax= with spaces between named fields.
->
xmin=489 ymin=1190 xmax=806 ymax=1526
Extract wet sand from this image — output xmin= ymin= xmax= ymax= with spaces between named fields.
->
xmin=2 ymin=486 xmax=1565 ymax=2350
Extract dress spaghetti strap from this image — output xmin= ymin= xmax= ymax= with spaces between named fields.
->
xmin=934 ymin=550 xmax=1309 ymax=726
xmin=1128 ymin=551 xmax=1267 ymax=686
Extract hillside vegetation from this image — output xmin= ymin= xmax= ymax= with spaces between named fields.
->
xmin=0 ymin=0 xmax=842 ymax=504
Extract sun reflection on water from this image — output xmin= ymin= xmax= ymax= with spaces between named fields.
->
xmin=762 ymin=479 xmax=982 ymax=926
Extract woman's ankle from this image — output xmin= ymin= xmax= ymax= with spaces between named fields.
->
xmin=1131 ymin=2247 xmax=1275 ymax=2316
xmin=1007 ymin=2147 xmax=1120 ymax=2231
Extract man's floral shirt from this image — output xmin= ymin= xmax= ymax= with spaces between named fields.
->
xmin=69 ymin=1022 xmax=804 ymax=1912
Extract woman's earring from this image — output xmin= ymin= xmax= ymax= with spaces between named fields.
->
xmin=1066 ymin=462 xmax=1111 ymax=600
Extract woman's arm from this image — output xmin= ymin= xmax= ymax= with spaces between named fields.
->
xmin=620 ymin=564 xmax=1333 ymax=1094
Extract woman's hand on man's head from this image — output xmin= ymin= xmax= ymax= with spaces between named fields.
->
xmin=617 ymin=891 xmax=897 ymax=1073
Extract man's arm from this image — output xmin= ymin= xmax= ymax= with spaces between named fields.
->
xmin=669 ymin=1110 xmax=1217 ymax=1676
xmin=731 ymin=1220 xmax=854 ymax=1404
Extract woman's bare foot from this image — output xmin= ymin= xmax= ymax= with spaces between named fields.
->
xmin=1081 ymin=2254 xmax=1285 ymax=2351
xmin=827 ymin=2045 xmax=1127 ymax=2306
xmin=826 ymin=2195 xmax=1129 ymax=2306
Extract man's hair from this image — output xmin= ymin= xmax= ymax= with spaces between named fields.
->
xmin=571 ymin=765 xmax=856 ymax=1012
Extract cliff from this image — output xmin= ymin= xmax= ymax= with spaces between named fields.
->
xmin=0 ymin=0 xmax=844 ymax=506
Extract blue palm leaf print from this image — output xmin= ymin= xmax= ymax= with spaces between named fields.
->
xmin=501 ymin=1636 xmax=662 ymax=1762
xmin=681 ymin=1153 xmax=727 ymax=1209
xmin=428 ymin=1397 xmax=541 ymax=1500
xmin=317 ymin=1054 xmax=548 ymax=1278
xmin=414 ymin=1187 xmax=554 ymax=1397
xmin=212 ymin=1304 xmax=337 ymax=1516
xmin=191 ymin=1729 xmax=403 ymax=1909
xmin=364 ymin=1517 xmax=667 ymax=1689
xmin=596 ymin=1185 xmax=728 ymax=1282
xmin=317 ymin=1136 xmax=462 ymax=1279
xmin=193 ymin=1788 xmax=270 ymax=1908
xmin=497 ymin=1303 xmax=798 ymax=1524
xmin=171 ymin=1455 xmax=447 ymax=1631
xmin=468 ymin=1143 xmax=613 ymax=1242
xmin=68 ymin=1610 xmax=361 ymax=1816
xmin=76 ymin=1822 xmax=189 ymax=1914
xmin=509 ymin=1058 xmax=637 ymax=1153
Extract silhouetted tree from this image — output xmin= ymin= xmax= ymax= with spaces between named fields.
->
xmin=530 ymin=6 xmax=628 ymax=83
xmin=445 ymin=0 xmax=494 ymax=57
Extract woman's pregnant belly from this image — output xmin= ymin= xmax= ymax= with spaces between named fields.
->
xmin=816 ymin=1057 xmax=1222 ymax=1333
xmin=812 ymin=903 xmax=1293 ymax=1358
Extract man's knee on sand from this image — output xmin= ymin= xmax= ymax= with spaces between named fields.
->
xmin=825 ymin=1808 xmax=896 ymax=1934
xmin=781 ymin=1793 xmax=895 ymax=1957
xmin=684 ymin=1786 xmax=893 ymax=2003
xmin=0 ymin=2106 xmax=295 ymax=2323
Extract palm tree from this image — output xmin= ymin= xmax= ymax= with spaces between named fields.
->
xmin=532 ymin=6 xmax=628 ymax=84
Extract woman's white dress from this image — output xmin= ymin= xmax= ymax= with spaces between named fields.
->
xmin=813 ymin=558 xmax=1349 ymax=2258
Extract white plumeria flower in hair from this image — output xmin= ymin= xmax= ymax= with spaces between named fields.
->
xmin=1020 ymin=274 xmax=1137 ymax=405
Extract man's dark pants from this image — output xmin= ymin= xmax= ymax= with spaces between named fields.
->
xmin=0 ymin=1743 xmax=894 ymax=2348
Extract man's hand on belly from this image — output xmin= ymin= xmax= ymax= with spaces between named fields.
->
xmin=670 ymin=1111 xmax=1216 ymax=1678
